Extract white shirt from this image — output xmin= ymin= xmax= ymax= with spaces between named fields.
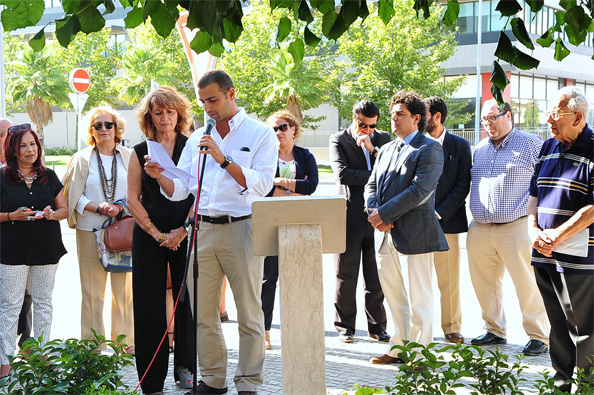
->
xmin=166 ymin=108 xmax=277 ymax=216
xmin=428 ymin=127 xmax=447 ymax=146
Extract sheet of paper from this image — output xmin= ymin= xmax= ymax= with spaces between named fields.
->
xmin=146 ymin=140 xmax=191 ymax=186
xmin=554 ymin=228 xmax=589 ymax=257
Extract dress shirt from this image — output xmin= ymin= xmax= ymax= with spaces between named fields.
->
xmin=167 ymin=108 xmax=277 ymax=217
xmin=470 ymin=128 xmax=543 ymax=224
xmin=428 ymin=127 xmax=447 ymax=146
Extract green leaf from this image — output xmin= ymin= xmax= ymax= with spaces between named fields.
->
xmin=511 ymin=47 xmax=539 ymax=70
xmin=222 ymin=9 xmax=243 ymax=43
xmin=189 ymin=30 xmax=212 ymax=55
xmin=322 ymin=8 xmax=339 ymax=37
xmin=310 ymin=0 xmax=335 ymax=14
xmin=559 ymin=0 xmax=577 ymax=11
xmin=277 ymin=16 xmax=291 ymax=42
xmin=28 ymin=28 xmax=46 ymax=51
xmin=341 ymin=0 xmax=363 ymax=28
xmin=0 ymin=0 xmax=45 ymax=31
xmin=208 ymin=41 xmax=225 ymax=57
xmin=443 ymin=0 xmax=460 ymax=27
xmin=565 ymin=5 xmax=590 ymax=31
xmin=413 ymin=0 xmax=433 ymax=19
xmin=554 ymin=38 xmax=570 ymax=61
xmin=525 ymin=0 xmax=544 ymax=13
xmin=510 ymin=17 xmax=534 ymax=49
xmin=494 ymin=32 xmax=515 ymax=63
xmin=288 ymin=37 xmax=305 ymax=64
xmin=377 ymin=0 xmax=395 ymax=25
xmin=270 ymin=0 xmax=292 ymax=11
xmin=77 ymin=3 xmax=105 ymax=33
xmin=123 ymin=6 xmax=144 ymax=28
xmin=495 ymin=0 xmax=522 ymax=17
xmin=589 ymin=19 xmax=594 ymax=33
xmin=55 ymin=15 xmax=82 ymax=47
xmin=148 ymin=1 xmax=176 ymax=38
xmin=304 ymin=25 xmax=321 ymax=47
xmin=555 ymin=10 xmax=566 ymax=25
xmin=103 ymin=0 xmax=116 ymax=14
xmin=142 ymin=0 xmax=160 ymax=19
xmin=297 ymin=0 xmax=314 ymax=24
xmin=61 ymin=0 xmax=82 ymax=13
xmin=536 ymin=28 xmax=555 ymax=47
xmin=490 ymin=60 xmax=509 ymax=90
xmin=565 ymin=23 xmax=588 ymax=46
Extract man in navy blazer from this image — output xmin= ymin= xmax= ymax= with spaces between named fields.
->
xmin=425 ymin=97 xmax=472 ymax=345
xmin=329 ymin=100 xmax=391 ymax=343
xmin=365 ymin=90 xmax=448 ymax=364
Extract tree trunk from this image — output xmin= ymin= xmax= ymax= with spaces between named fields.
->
xmin=286 ymin=95 xmax=303 ymax=125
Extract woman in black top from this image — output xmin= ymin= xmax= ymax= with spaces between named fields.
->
xmin=127 ymin=86 xmax=195 ymax=393
xmin=0 ymin=126 xmax=67 ymax=378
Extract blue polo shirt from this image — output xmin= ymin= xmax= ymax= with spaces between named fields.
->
xmin=530 ymin=125 xmax=594 ymax=274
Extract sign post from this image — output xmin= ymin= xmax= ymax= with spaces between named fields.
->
xmin=68 ymin=68 xmax=90 ymax=151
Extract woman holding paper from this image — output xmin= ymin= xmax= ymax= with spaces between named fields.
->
xmin=127 ymin=86 xmax=195 ymax=392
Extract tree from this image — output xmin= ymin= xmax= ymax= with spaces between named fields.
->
xmin=523 ymin=100 xmax=541 ymax=129
xmin=335 ymin=1 xmax=469 ymax=131
xmin=6 ymin=47 xmax=70 ymax=147
xmin=2 ymin=1 xmax=592 ymax=104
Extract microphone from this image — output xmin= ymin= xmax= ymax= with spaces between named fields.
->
xmin=200 ymin=118 xmax=216 ymax=151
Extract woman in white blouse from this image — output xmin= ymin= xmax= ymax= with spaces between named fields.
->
xmin=63 ymin=106 xmax=134 ymax=353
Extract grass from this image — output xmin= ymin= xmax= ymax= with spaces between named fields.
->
xmin=45 ymin=155 xmax=70 ymax=167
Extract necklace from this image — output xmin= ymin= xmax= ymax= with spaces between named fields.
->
xmin=96 ymin=148 xmax=118 ymax=203
xmin=18 ymin=169 xmax=37 ymax=185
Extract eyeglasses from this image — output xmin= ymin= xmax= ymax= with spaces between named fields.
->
xmin=358 ymin=122 xmax=377 ymax=129
xmin=8 ymin=123 xmax=32 ymax=133
xmin=546 ymin=110 xmax=575 ymax=120
xmin=480 ymin=112 xmax=507 ymax=124
xmin=273 ymin=123 xmax=290 ymax=132
xmin=93 ymin=122 xmax=115 ymax=131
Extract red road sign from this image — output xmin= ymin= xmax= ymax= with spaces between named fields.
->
xmin=69 ymin=68 xmax=90 ymax=93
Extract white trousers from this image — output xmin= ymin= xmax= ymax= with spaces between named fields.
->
xmin=0 ymin=263 xmax=58 ymax=364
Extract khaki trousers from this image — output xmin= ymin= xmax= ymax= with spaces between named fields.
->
xmin=466 ymin=218 xmax=549 ymax=342
xmin=76 ymin=229 xmax=134 ymax=345
xmin=187 ymin=219 xmax=264 ymax=392
xmin=375 ymin=232 xmax=433 ymax=357
xmin=433 ymin=233 xmax=463 ymax=334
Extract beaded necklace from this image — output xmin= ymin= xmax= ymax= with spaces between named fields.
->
xmin=17 ymin=169 xmax=37 ymax=186
xmin=96 ymin=148 xmax=118 ymax=203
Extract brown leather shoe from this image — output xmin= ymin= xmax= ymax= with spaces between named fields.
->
xmin=444 ymin=333 xmax=465 ymax=344
xmin=370 ymin=354 xmax=404 ymax=365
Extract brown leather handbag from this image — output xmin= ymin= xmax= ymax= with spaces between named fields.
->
xmin=104 ymin=215 xmax=134 ymax=252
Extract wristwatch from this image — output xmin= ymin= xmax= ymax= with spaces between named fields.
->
xmin=371 ymin=146 xmax=379 ymax=156
xmin=220 ymin=155 xmax=233 ymax=169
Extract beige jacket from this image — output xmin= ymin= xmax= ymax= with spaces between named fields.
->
xmin=63 ymin=145 xmax=133 ymax=229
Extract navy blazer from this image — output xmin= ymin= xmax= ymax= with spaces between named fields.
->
xmin=329 ymin=127 xmax=391 ymax=236
xmin=365 ymin=132 xmax=448 ymax=255
xmin=266 ymin=145 xmax=318 ymax=196
xmin=435 ymin=131 xmax=472 ymax=234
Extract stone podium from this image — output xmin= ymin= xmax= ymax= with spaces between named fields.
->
xmin=252 ymin=195 xmax=346 ymax=395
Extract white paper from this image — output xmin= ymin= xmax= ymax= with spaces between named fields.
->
xmin=146 ymin=140 xmax=191 ymax=186
xmin=554 ymin=228 xmax=590 ymax=257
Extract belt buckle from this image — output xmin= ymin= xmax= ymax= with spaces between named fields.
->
xmin=227 ymin=216 xmax=232 ymax=224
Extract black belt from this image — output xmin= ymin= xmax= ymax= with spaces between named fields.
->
xmin=198 ymin=214 xmax=252 ymax=224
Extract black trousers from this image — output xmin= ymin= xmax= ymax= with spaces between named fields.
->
xmin=534 ymin=265 xmax=594 ymax=391
xmin=132 ymin=225 xmax=194 ymax=393
xmin=334 ymin=229 xmax=387 ymax=335
xmin=17 ymin=290 xmax=32 ymax=348
xmin=261 ymin=256 xmax=278 ymax=331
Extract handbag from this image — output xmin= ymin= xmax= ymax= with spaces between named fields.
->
xmin=104 ymin=216 xmax=134 ymax=252
xmin=94 ymin=199 xmax=133 ymax=273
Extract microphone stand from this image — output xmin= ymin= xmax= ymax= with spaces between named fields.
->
xmin=182 ymin=149 xmax=209 ymax=395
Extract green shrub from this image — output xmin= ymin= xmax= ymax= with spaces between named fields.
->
xmin=45 ymin=147 xmax=77 ymax=156
xmin=0 ymin=330 xmax=135 ymax=394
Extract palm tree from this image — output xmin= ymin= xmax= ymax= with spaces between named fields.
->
xmin=7 ymin=48 xmax=70 ymax=148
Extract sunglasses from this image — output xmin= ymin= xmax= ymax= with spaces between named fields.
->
xmin=358 ymin=122 xmax=377 ymax=129
xmin=273 ymin=123 xmax=290 ymax=132
xmin=8 ymin=123 xmax=32 ymax=133
xmin=93 ymin=122 xmax=115 ymax=131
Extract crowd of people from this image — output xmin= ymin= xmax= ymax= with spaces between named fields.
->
xmin=0 ymin=70 xmax=592 ymax=395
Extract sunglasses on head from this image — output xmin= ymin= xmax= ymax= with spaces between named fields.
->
xmin=93 ymin=122 xmax=115 ymax=131
xmin=358 ymin=122 xmax=377 ymax=129
xmin=273 ymin=123 xmax=290 ymax=132
xmin=8 ymin=123 xmax=31 ymax=133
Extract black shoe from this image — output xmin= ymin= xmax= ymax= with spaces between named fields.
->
xmin=369 ymin=331 xmax=390 ymax=342
xmin=471 ymin=332 xmax=507 ymax=346
xmin=522 ymin=339 xmax=549 ymax=356
xmin=238 ymin=392 xmax=257 ymax=395
xmin=185 ymin=380 xmax=228 ymax=394
xmin=339 ymin=330 xmax=354 ymax=343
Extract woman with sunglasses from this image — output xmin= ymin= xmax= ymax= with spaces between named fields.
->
xmin=262 ymin=110 xmax=319 ymax=349
xmin=62 ymin=106 xmax=134 ymax=354
xmin=0 ymin=125 xmax=67 ymax=378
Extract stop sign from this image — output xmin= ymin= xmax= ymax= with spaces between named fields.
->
xmin=69 ymin=68 xmax=90 ymax=93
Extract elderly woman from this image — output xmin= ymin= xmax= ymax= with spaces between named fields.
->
xmin=63 ymin=106 xmax=134 ymax=353
xmin=0 ymin=125 xmax=67 ymax=377
xmin=262 ymin=110 xmax=319 ymax=349
xmin=127 ymin=86 xmax=195 ymax=393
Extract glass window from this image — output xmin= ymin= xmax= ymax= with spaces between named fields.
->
xmin=519 ymin=76 xmax=533 ymax=99
xmin=546 ymin=79 xmax=560 ymax=109
xmin=510 ymin=74 xmax=519 ymax=98
xmin=490 ymin=0 xmax=506 ymax=32
xmin=449 ymin=74 xmax=477 ymax=98
xmin=534 ymin=78 xmax=546 ymax=100
xmin=457 ymin=2 xmax=474 ymax=34
xmin=479 ymin=1 xmax=490 ymax=32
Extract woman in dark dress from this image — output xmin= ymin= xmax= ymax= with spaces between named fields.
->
xmin=262 ymin=110 xmax=319 ymax=350
xmin=127 ymin=86 xmax=194 ymax=393
xmin=0 ymin=126 xmax=67 ymax=378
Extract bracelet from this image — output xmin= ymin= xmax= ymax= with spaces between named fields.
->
xmin=96 ymin=206 xmax=101 ymax=214
xmin=145 ymin=221 xmax=153 ymax=231
xmin=157 ymin=232 xmax=166 ymax=242
xmin=284 ymin=178 xmax=288 ymax=190
xmin=7 ymin=212 xmax=11 ymax=221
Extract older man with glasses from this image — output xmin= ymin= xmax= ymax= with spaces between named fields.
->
xmin=467 ymin=99 xmax=550 ymax=356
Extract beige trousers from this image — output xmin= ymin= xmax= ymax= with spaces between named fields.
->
xmin=466 ymin=218 xmax=549 ymax=342
xmin=433 ymin=233 xmax=463 ymax=334
xmin=375 ymin=232 xmax=434 ymax=357
xmin=76 ymin=229 xmax=134 ymax=346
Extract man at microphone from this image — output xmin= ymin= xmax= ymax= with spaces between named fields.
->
xmin=145 ymin=70 xmax=277 ymax=395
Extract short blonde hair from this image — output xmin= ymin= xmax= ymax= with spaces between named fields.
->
xmin=136 ymin=86 xmax=192 ymax=140
xmin=84 ymin=106 xmax=126 ymax=146
xmin=267 ymin=110 xmax=302 ymax=141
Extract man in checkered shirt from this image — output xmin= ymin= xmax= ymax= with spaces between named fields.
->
xmin=467 ymin=99 xmax=550 ymax=356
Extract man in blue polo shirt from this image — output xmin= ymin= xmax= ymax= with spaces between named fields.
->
xmin=528 ymin=86 xmax=594 ymax=393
